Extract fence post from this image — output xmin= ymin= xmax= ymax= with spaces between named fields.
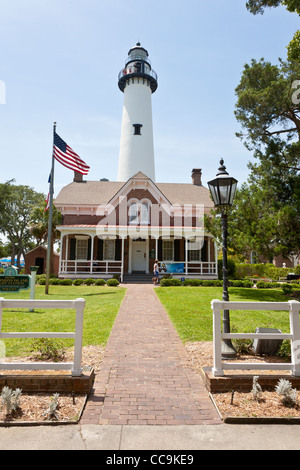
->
xmin=72 ymin=298 xmax=85 ymax=377
xmin=289 ymin=300 xmax=300 ymax=377
xmin=211 ymin=299 xmax=224 ymax=377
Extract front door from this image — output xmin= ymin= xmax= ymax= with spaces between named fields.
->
xmin=132 ymin=241 xmax=146 ymax=272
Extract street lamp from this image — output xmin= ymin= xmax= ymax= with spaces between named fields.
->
xmin=208 ymin=159 xmax=238 ymax=359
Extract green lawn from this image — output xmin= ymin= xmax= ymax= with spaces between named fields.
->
xmin=155 ymin=286 xmax=292 ymax=343
xmin=0 ymin=285 xmax=126 ymax=356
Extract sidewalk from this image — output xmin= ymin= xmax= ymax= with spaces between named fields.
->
xmin=81 ymin=283 xmax=221 ymax=425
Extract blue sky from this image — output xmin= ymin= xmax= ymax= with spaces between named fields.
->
xmin=0 ymin=0 xmax=298 ymax=198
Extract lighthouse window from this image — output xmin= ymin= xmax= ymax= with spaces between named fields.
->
xmin=133 ymin=124 xmax=142 ymax=135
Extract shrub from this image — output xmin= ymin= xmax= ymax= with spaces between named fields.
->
xmin=1 ymin=386 xmax=22 ymax=414
xmin=218 ymin=258 xmax=236 ymax=280
xmin=83 ymin=278 xmax=95 ymax=285
xmin=275 ymin=379 xmax=297 ymax=408
xmin=182 ymin=279 xmax=202 ymax=286
xmin=229 ymin=280 xmax=253 ymax=288
xmin=256 ymin=281 xmax=281 ymax=289
xmin=49 ymin=278 xmax=60 ymax=285
xmin=201 ymin=280 xmax=223 ymax=286
xmin=38 ymin=277 xmax=46 ymax=285
xmin=236 ymin=263 xmax=293 ymax=281
xmin=282 ymin=284 xmax=293 ymax=295
xmin=73 ymin=279 xmax=84 ymax=286
xmin=29 ymin=339 xmax=66 ymax=362
xmin=160 ymin=278 xmax=182 ymax=286
xmin=251 ymin=376 xmax=263 ymax=402
xmin=95 ymin=279 xmax=106 ymax=286
xmin=59 ymin=279 xmax=73 ymax=285
xmin=106 ymin=278 xmax=119 ymax=286
xmin=294 ymin=265 xmax=300 ymax=275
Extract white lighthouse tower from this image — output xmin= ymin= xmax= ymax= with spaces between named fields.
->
xmin=117 ymin=43 xmax=158 ymax=182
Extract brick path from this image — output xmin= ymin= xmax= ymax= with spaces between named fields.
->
xmin=81 ymin=284 xmax=221 ymax=425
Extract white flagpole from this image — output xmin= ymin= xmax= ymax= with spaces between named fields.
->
xmin=45 ymin=121 xmax=56 ymax=294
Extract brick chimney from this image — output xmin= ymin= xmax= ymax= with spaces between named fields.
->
xmin=191 ymin=168 xmax=202 ymax=186
xmin=73 ymin=171 xmax=83 ymax=183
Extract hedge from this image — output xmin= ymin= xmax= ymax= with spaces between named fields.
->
xmin=160 ymin=278 xmax=252 ymax=287
xmin=236 ymin=263 xmax=294 ymax=281
xmin=106 ymin=278 xmax=119 ymax=286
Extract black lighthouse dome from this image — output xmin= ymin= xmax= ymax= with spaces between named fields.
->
xmin=118 ymin=42 xmax=158 ymax=93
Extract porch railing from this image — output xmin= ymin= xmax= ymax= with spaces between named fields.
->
xmin=60 ymin=259 xmax=123 ymax=279
xmin=160 ymin=261 xmax=217 ymax=276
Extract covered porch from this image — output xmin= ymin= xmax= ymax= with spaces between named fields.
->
xmin=57 ymin=225 xmax=218 ymax=281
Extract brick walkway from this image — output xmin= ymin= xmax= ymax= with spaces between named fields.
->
xmin=81 ymin=284 xmax=221 ymax=425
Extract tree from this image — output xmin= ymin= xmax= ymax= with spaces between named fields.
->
xmin=0 ymin=183 xmax=45 ymax=268
xmin=235 ymin=58 xmax=300 ymax=150
xmin=246 ymin=0 xmax=300 ymax=15
xmin=205 ymin=139 xmax=300 ymax=260
xmin=245 ymin=1 xmax=300 ymax=63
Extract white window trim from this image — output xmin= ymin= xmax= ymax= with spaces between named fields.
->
xmin=103 ymin=239 xmax=115 ymax=261
xmin=162 ymin=240 xmax=174 ymax=261
xmin=128 ymin=198 xmax=151 ymax=225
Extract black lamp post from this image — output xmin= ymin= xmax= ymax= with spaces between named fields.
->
xmin=208 ymin=159 xmax=238 ymax=359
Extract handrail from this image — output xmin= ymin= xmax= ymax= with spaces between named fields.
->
xmin=211 ymin=299 xmax=300 ymax=377
xmin=0 ymin=297 xmax=85 ymax=376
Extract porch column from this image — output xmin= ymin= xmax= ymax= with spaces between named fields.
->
xmin=215 ymin=240 xmax=218 ymax=276
xmin=59 ymin=233 xmax=63 ymax=275
xmin=208 ymin=236 xmax=211 ymax=274
xmin=90 ymin=235 xmax=95 ymax=274
xmin=121 ymin=237 xmax=124 ymax=282
xmin=185 ymin=239 xmax=188 ymax=275
xmin=65 ymin=236 xmax=69 ymax=273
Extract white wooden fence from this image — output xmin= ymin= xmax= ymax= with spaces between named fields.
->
xmin=211 ymin=299 xmax=300 ymax=377
xmin=0 ymin=297 xmax=85 ymax=377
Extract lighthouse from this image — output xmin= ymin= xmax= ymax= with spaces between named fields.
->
xmin=117 ymin=43 xmax=158 ymax=182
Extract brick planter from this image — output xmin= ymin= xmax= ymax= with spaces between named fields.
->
xmin=201 ymin=367 xmax=300 ymax=393
xmin=0 ymin=369 xmax=95 ymax=394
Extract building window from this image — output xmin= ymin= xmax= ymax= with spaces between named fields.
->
xmin=103 ymin=240 xmax=115 ymax=260
xmin=163 ymin=240 xmax=173 ymax=261
xmin=133 ymin=124 xmax=142 ymax=135
xmin=128 ymin=201 xmax=150 ymax=224
xmin=129 ymin=202 xmax=139 ymax=224
xmin=141 ymin=202 xmax=149 ymax=224
xmin=76 ymin=239 xmax=88 ymax=260
xmin=188 ymin=240 xmax=201 ymax=261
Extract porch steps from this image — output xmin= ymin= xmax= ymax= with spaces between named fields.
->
xmin=123 ymin=273 xmax=154 ymax=284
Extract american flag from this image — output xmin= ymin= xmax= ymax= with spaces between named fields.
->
xmin=53 ymin=132 xmax=90 ymax=175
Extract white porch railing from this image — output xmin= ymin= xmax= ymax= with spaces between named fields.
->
xmin=211 ymin=299 xmax=300 ymax=377
xmin=0 ymin=297 xmax=85 ymax=376
xmin=160 ymin=261 xmax=217 ymax=276
xmin=60 ymin=260 xmax=123 ymax=278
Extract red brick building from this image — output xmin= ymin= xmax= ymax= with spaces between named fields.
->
xmin=25 ymin=245 xmax=59 ymax=276
xmin=54 ymin=170 xmax=218 ymax=281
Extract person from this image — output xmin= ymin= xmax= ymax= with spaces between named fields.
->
xmin=153 ymin=259 xmax=159 ymax=285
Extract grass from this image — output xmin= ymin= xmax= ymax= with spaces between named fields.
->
xmin=155 ymin=286 xmax=292 ymax=343
xmin=0 ymin=285 xmax=126 ymax=356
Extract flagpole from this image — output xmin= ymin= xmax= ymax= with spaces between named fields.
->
xmin=45 ymin=122 xmax=56 ymax=294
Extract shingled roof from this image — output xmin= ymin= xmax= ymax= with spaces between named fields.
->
xmin=54 ymin=178 xmax=213 ymax=208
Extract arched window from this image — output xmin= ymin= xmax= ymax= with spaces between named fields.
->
xmin=141 ymin=202 xmax=149 ymax=224
xmin=128 ymin=200 xmax=151 ymax=224
xmin=129 ymin=202 xmax=138 ymax=224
